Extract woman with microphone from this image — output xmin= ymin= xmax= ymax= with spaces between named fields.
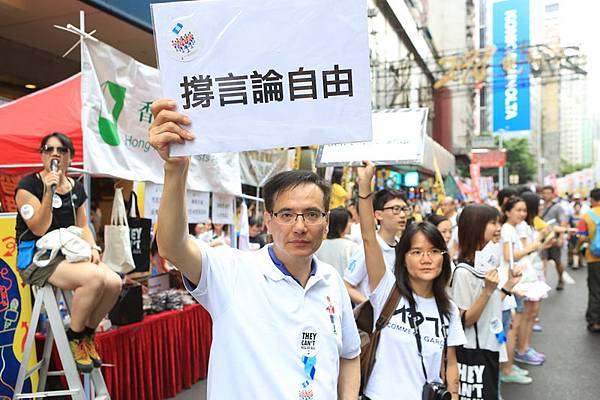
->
xmin=15 ymin=132 xmax=122 ymax=372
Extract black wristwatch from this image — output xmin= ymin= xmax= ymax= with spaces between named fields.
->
xmin=500 ymin=287 xmax=513 ymax=296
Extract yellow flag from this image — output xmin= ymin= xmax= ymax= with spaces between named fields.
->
xmin=433 ymin=156 xmax=446 ymax=200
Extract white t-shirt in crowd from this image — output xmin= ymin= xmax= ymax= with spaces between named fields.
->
xmin=344 ymin=233 xmax=396 ymax=297
xmin=346 ymin=222 xmax=362 ymax=245
xmin=183 ymin=244 xmax=361 ymax=400
xmin=364 ymin=270 xmax=466 ymax=400
xmin=450 ymin=263 xmax=507 ymax=362
xmin=499 ymin=223 xmax=521 ymax=310
xmin=315 ymin=238 xmax=359 ymax=277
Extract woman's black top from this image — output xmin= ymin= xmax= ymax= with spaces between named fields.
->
xmin=15 ymin=173 xmax=87 ymax=243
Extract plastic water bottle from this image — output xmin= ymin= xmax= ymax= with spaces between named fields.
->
xmin=58 ymin=301 xmax=71 ymax=328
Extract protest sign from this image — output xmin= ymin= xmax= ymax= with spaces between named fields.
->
xmin=144 ymin=182 xmax=210 ymax=224
xmin=211 ymin=193 xmax=235 ymax=224
xmin=316 ymin=108 xmax=428 ymax=167
xmin=151 ymin=0 xmax=372 ymax=155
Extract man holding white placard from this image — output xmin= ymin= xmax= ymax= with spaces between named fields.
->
xmin=148 ymin=100 xmax=360 ymax=399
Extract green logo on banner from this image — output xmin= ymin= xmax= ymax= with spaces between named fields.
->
xmin=98 ymin=81 xmax=126 ymax=146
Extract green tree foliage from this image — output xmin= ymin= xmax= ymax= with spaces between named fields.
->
xmin=503 ymin=138 xmax=536 ymax=183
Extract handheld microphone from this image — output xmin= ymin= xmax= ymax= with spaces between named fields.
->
xmin=50 ymin=159 xmax=59 ymax=195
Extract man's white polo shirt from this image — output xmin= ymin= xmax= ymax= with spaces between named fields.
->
xmin=344 ymin=233 xmax=396 ymax=298
xmin=183 ymin=243 xmax=360 ymax=400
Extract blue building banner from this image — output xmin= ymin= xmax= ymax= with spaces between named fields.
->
xmin=492 ymin=0 xmax=530 ymax=134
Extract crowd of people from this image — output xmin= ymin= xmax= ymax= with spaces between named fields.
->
xmin=14 ymin=101 xmax=599 ymax=400
xmin=177 ymin=164 xmax=599 ymax=399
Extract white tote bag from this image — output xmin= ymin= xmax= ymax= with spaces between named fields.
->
xmin=103 ymin=188 xmax=136 ymax=274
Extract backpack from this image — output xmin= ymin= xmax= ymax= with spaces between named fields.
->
xmin=586 ymin=211 xmax=600 ymax=257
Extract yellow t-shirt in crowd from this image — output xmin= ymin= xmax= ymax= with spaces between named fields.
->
xmin=533 ymin=216 xmax=547 ymax=231
xmin=330 ymin=183 xmax=348 ymax=209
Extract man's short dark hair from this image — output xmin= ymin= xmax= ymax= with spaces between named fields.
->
xmin=590 ymin=188 xmax=600 ymax=202
xmin=541 ymin=185 xmax=555 ymax=193
xmin=373 ymin=189 xmax=407 ymax=211
xmin=263 ymin=170 xmax=331 ymax=212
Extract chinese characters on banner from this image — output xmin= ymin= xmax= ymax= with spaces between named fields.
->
xmin=151 ymin=0 xmax=372 ymax=156
xmin=143 ymin=183 xmax=210 ymax=224
xmin=179 ymin=65 xmax=354 ymax=110
xmin=211 ymin=193 xmax=235 ymax=225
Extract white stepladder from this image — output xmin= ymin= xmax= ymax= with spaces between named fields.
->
xmin=13 ymin=285 xmax=110 ymax=400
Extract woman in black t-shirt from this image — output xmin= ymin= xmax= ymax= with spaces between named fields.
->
xmin=15 ymin=132 xmax=122 ymax=373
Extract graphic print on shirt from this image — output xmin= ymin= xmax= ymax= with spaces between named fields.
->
xmin=297 ymin=325 xmax=319 ymax=400
xmin=389 ymin=305 xmax=446 ymax=348
xmin=325 ymin=296 xmax=337 ymax=335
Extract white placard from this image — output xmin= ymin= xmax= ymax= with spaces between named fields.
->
xmin=316 ymin=108 xmax=428 ymax=167
xmin=144 ymin=182 xmax=210 ymax=224
xmin=151 ymin=0 xmax=372 ymax=156
xmin=211 ymin=193 xmax=235 ymax=224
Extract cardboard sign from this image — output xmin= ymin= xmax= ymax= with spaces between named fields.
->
xmin=316 ymin=108 xmax=428 ymax=167
xmin=151 ymin=0 xmax=372 ymax=155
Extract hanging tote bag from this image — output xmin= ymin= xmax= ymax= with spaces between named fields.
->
xmin=451 ymin=263 xmax=500 ymax=400
xmin=127 ymin=191 xmax=152 ymax=273
xmin=103 ymin=188 xmax=136 ymax=274
xmin=455 ymin=322 xmax=499 ymax=400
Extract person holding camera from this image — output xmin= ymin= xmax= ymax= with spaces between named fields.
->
xmin=357 ymin=162 xmax=465 ymax=400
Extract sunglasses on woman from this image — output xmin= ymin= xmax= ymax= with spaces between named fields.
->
xmin=40 ymin=145 xmax=69 ymax=155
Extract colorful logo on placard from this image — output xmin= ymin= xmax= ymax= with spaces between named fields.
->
xmin=168 ymin=19 xmax=201 ymax=62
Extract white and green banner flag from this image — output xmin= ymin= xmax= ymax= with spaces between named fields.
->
xmin=81 ymin=39 xmax=241 ymax=195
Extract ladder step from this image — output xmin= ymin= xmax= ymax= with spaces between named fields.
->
xmin=24 ymin=360 xmax=44 ymax=377
xmin=14 ymin=388 xmax=81 ymax=399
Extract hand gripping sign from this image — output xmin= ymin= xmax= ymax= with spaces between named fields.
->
xmin=151 ymin=0 xmax=372 ymax=155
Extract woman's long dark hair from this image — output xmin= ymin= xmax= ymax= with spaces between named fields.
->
xmin=521 ymin=191 xmax=541 ymax=227
xmin=327 ymin=207 xmax=350 ymax=239
xmin=457 ymin=204 xmax=500 ymax=264
xmin=394 ymin=222 xmax=452 ymax=318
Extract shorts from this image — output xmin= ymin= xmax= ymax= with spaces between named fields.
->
xmin=542 ymin=246 xmax=561 ymax=264
xmin=18 ymin=254 xmax=65 ymax=287
xmin=502 ymin=309 xmax=512 ymax=337
xmin=514 ymin=295 xmax=524 ymax=313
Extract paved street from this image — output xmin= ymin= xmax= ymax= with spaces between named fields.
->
xmin=502 ymin=265 xmax=600 ymax=400
xmin=172 ymin=265 xmax=600 ymax=400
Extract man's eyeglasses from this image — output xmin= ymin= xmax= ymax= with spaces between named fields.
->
xmin=407 ymin=249 xmax=447 ymax=259
xmin=381 ymin=205 xmax=411 ymax=215
xmin=271 ymin=210 xmax=327 ymax=225
xmin=40 ymin=145 xmax=69 ymax=155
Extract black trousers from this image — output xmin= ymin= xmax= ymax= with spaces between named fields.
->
xmin=587 ymin=261 xmax=600 ymax=324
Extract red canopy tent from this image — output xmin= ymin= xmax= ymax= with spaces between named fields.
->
xmin=0 ymin=73 xmax=83 ymax=176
